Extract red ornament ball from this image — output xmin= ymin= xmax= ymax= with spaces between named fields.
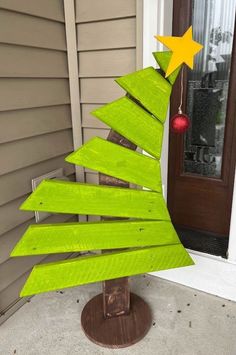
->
xmin=170 ymin=113 xmax=190 ymax=134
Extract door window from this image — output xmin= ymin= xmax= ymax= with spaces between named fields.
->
xmin=184 ymin=0 xmax=236 ymax=177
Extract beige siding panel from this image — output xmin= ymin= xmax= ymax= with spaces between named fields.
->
xmin=81 ymin=104 xmax=107 ymax=129
xmin=82 ymin=147 xmax=100 ymax=219
xmin=80 ymin=78 xmax=124 ymax=103
xmin=0 ymin=44 xmax=68 ymax=78
xmin=75 ymin=1 xmax=138 ymax=230
xmin=85 ymin=172 xmax=99 ymax=185
xmin=77 ymin=18 xmax=136 ymax=51
xmin=0 ymin=155 xmax=75 ymax=206
xmin=88 ymin=215 xmax=101 ymax=222
xmin=0 ymin=294 xmax=28 ymax=324
xmin=0 ymin=251 xmax=77 ymax=321
xmin=0 ymin=79 xmax=70 ymax=111
xmin=0 ymin=255 xmax=44 ymax=293
xmin=67 ymin=173 xmax=76 ymax=183
xmin=0 ymin=10 xmax=66 ymax=50
xmin=85 ymin=174 xmax=101 ymax=220
xmin=0 ymin=250 xmax=77 ymax=295
xmin=0 ymin=195 xmax=34 ymax=236
xmin=83 ymin=128 xmax=109 ymax=143
xmin=0 ymin=214 xmax=76 ymax=265
xmin=0 ymin=192 xmax=77 ymax=247
xmin=0 ymin=129 xmax=73 ymax=176
xmin=0 ymin=105 xmax=72 ymax=144
xmin=0 ymin=223 xmax=31 ymax=266
xmin=0 ymin=0 xmax=65 ymax=22
xmin=0 ymin=271 xmax=34 ymax=314
xmin=0 ymin=1 xmax=76 ymax=319
xmin=76 ymin=0 xmax=136 ymax=23
xmin=79 ymin=48 xmax=136 ymax=77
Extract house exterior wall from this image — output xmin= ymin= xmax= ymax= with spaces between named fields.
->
xmin=0 ymin=1 xmax=77 ymax=323
xmin=0 ymin=0 xmax=142 ymax=322
xmin=75 ymin=0 xmax=139 ymax=220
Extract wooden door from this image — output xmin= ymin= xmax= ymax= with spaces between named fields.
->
xmin=168 ymin=0 xmax=236 ymax=255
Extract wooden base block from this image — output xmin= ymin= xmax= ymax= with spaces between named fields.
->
xmin=81 ymin=293 xmax=152 ymax=349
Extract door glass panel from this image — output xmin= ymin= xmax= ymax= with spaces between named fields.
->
xmin=184 ymin=0 xmax=236 ymax=177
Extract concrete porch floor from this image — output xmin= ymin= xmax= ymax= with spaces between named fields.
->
xmin=0 ymin=275 xmax=236 ymax=355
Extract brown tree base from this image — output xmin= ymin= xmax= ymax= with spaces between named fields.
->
xmin=81 ymin=292 xmax=152 ymax=349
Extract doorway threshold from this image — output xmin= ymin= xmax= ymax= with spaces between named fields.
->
xmin=150 ymin=249 xmax=236 ymax=302
xmin=176 ymin=227 xmax=229 ymax=258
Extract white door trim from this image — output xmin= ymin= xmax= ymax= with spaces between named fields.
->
xmin=64 ymin=0 xmax=84 ymax=184
xmin=143 ymin=0 xmax=236 ymax=300
xmin=228 ymin=170 xmax=236 ymax=262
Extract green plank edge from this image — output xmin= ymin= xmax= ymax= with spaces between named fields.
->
xmin=20 ymin=244 xmax=194 ymax=296
xmin=152 ymin=51 xmax=181 ymax=85
xmin=11 ymin=220 xmax=180 ymax=256
xmin=92 ymin=96 xmax=164 ymax=159
xmin=20 ymin=180 xmax=170 ymax=220
xmin=116 ymin=67 xmax=172 ymax=123
xmin=65 ymin=137 xmax=162 ymax=192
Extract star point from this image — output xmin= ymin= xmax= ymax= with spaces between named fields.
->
xmin=155 ymin=26 xmax=203 ymax=77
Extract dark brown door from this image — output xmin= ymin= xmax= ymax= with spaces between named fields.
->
xmin=168 ymin=0 xmax=236 ymax=255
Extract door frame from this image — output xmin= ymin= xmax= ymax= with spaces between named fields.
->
xmin=142 ymin=0 xmax=236 ymax=300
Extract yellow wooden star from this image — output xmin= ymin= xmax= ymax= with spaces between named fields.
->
xmin=155 ymin=26 xmax=203 ymax=77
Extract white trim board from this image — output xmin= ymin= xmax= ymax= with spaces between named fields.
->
xmin=151 ymin=251 xmax=236 ymax=302
xmin=228 ymin=169 xmax=236 ymax=262
xmin=64 ymin=0 xmax=84 ymax=184
xmin=64 ymin=0 xmax=86 ymax=222
xmin=142 ymin=0 xmax=172 ymax=199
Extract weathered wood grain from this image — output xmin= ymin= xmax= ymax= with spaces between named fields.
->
xmin=20 ymin=244 xmax=194 ymax=296
xmin=11 ymin=220 xmax=180 ymax=256
xmin=116 ymin=67 xmax=172 ymax=123
xmin=66 ymin=137 xmax=162 ymax=191
xmin=81 ymin=293 xmax=152 ymax=348
xmin=20 ymin=180 xmax=170 ymax=220
xmin=99 ymin=130 xmax=135 ymax=318
xmin=92 ymin=96 xmax=163 ymax=158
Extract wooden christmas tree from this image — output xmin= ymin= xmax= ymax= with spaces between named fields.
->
xmin=11 ymin=29 xmax=203 ymax=347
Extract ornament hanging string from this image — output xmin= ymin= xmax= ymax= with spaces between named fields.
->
xmin=170 ymin=66 xmax=190 ymax=134
xmin=178 ymin=67 xmax=184 ymax=115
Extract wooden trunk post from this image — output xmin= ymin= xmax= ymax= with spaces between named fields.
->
xmin=81 ymin=130 xmax=152 ymax=348
xmin=100 ymin=130 xmax=136 ymax=318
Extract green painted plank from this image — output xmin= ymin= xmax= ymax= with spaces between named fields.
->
xmin=11 ymin=220 xmax=180 ymax=256
xmin=20 ymin=244 xmax=194 ymax=296
xmin=116 ymin=67 xmax=172 ymax=123
xmin=20 ymin=180 xmax=170 ymax=220
xmin=152 ymin=51 xmax=181 ymax=85
xmin=92 ymin=96 xmax=164 ymax=159
xmin=65 ymin=137 xmax=162 ymax=192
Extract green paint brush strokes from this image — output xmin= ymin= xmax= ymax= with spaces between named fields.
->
xmin=20 ymin=244 xmax=194 ymax=296
xmin=92 ymin=96 xmax=164 ymax=159
xmin=152 ymin=51 xmax=181 ymax=85
xmin=13 ymin=50 xmax=195 ymax=298
xmin=65 ymin=137 xmax=162 ymax=192
xmin=20 ymin=179 xmax=170 ymax=220
xmin=116 ymin=67 xmax=172 ymax=123
xmin=11 ymin=220 xmax=180 ymax=256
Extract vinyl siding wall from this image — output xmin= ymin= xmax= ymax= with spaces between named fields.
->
xmin=0 ymin=1 xmax=76 ymax=323
xmin=75 ymin=0 xmax=140 ymax=221
xmin=0 ymin=0 xmax=142 ymax=322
